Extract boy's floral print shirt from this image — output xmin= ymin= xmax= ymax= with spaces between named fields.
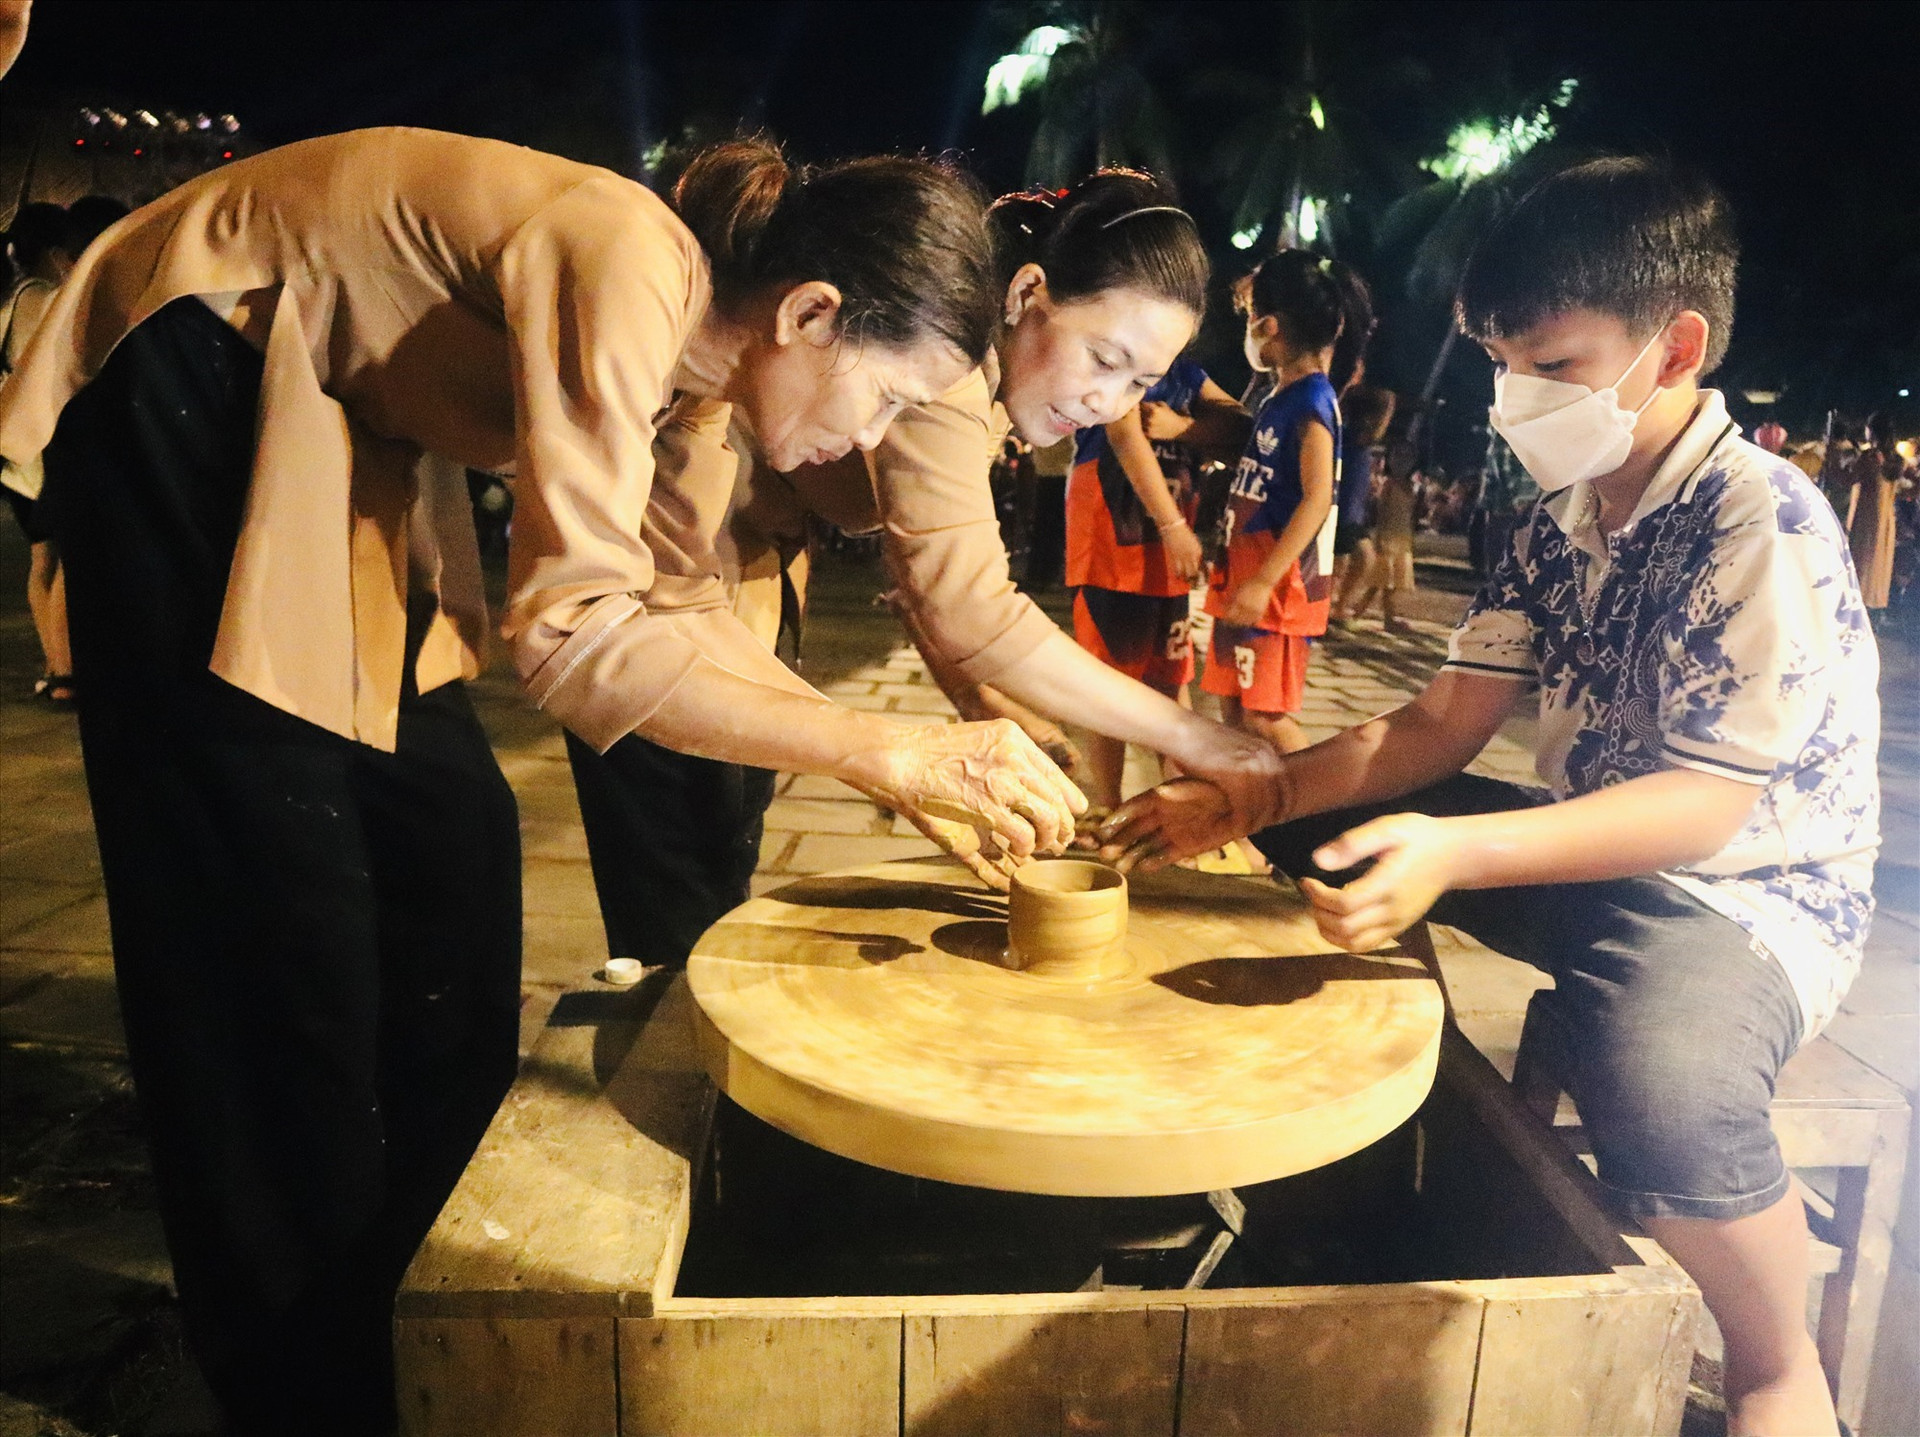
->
xmin=1445 ymin=391 xmax=1881 ymax=1037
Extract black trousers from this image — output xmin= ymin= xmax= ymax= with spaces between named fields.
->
xmin=43 ymin=299 xmax=522 ymax=1434
xmin=565 ymin=732 xmax=777 ymax=966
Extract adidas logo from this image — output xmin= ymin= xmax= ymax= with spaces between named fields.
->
xmin=1255 ymin=428 xmax=1277 ymax=455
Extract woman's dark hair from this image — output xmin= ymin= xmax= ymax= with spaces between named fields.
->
xmin=1325 ymin=259 xmax=1375 ymax=393
xmin=4 ymin=202 xmax=70 ymax=270
xmin=1237 ymin=248 xmax=1346 ymax=353
xmin=674 ymin=138 xmax=996 ymax=366
xmin=988 ymin=169 xmax=1208 ymax=317
xmin=1343 ymin=384 xmax=1397 ymax=447
xmin=1457 ymin=155 xmax=1739 ymax=374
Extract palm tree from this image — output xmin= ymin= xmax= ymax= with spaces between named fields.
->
xmin=981 ymin=3 xmax=1176 ymax=190
xmin=1376 ymin=78 xmax=1579 ymax=429
xmin=1186 ymin=1 xmax=1436 ymax=259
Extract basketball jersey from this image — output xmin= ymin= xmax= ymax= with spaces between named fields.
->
xmin=1204 ymin=371 xmax=1341 ymax=635
xmin=1065 ymin=358 xmax=1208 ymax=597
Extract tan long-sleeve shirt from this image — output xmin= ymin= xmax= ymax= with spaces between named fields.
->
xmin=0 ymin=127 xmax=1055 ymax=756
xmin=697 ymin=352 xmax=1057 ymax=683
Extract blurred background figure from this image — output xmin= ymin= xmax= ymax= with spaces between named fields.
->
xmin=1329 ymin=383 xmax=1395 ymax=619
xmin=3 ymin=201 xmax=75 ymax=701
xmin=1474 ymin=429 xmax=1539 ymax=577
xmin=1849 ymin=418 xmax=1899 ymax=625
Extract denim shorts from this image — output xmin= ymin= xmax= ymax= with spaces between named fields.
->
xmin=1254 ymin=774 xmax=1804 ymax=1223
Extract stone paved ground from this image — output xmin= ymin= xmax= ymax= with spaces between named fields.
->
xmin=2 ymin=523 xmax=1915 ymax=1434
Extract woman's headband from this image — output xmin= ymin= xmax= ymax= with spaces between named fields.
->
xmin=1100 ymin=205 xmax=1194 ymax=230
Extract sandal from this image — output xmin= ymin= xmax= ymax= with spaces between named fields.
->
xmin=40 ymin=674 xmax=75 ymax=706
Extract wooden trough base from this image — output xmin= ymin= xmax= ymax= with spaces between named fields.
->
xmin=396 ymin=971 xmax=1699 ymax=1436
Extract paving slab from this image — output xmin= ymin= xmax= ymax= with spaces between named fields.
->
xmin=519 ymin=856 xmax=602 ymax=918
xmin=783 ymin=773 xmax=871 ymax=802
xmin=0 ymin=948 xmax=95 ymax=1009
xmin=763 ymin=797 xmax=885 ymax=836
xmin=759 ymin=829 xmax=796 ymax=871
xmin=0 ymin=830 xmax=102 ymax=885
xmin=784 ymin=832 xmax=946 ymax=873
xmin=518 ymin=817 xmax=591 ymax=862
xmin=0 ymin=883 xmax=93 ymax=942
xmin=1823 ymin=1011 xmax=1920 ymax=1093
xmin=1 ymin=896 xmax=111 ymax=956
xmin=509 ymin=781 xmax=590 ymax=828
xmin=1842 ymin=947 xmax=1920 ymax=1019
xmin=0 ymin=962 xmax=125 ymax=1053
xmin=520 ymin=912 xmax=611 ymax=989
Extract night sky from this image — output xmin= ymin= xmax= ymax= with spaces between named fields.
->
xmin=5 ymin=0 xmax=1915 ymax=440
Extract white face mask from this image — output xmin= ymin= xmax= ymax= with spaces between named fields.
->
xmin=1487 ymin=326 xmax=1668 ymax=492
xmin=1242 ymin=318 xmax=1272 ymax=374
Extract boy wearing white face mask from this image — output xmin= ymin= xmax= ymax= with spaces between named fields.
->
xmin=1099 ymin=157 xmax=1876 ymax=1437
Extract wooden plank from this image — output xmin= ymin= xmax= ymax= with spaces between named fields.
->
xmin=1822 ymin=1105 xmax=1911 ymax=1429
xmin=1771 ymin=1107 xmax=1888 ymax=1167
xmin=394 ymin=1316 xmax=617 ymax=1437
xmin=1468 ymin=1280 xmax=1697 ymax=1436
xmin=1179 ymin=1285 xmax=1483 ymax=1436
xmin=903 ymin=1298 xmax=1183 ymax=1437
xmin=1428 ymin=1024 xmax=1639 ymax=1270
xmin=1772 ymin=1035 xmax=1909 ymax=1109
xmin=397 ymin=973 xmax=715 ymax=1319
xmin=622 ymin=1303 xmax=902 ymax=1437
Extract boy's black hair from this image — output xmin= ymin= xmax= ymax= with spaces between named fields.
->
xmin=3 ymin=202 xmax=69 ymax=270
xmin=65 ymin=195 xmax=131 ymax=255
xmin=1456 ymin=156 xmax=1739 ymax=374
xmin=1236 ymin=248 xmax=1345 ymax=352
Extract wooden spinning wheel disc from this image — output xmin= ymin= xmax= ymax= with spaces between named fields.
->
xmin=687 ymin=859 xmax=1444 ymax=1196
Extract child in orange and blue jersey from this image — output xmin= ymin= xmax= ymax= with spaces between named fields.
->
xmin=1202 ymin=251 xmax=1347 ymax=752
xmin=1067 ymin=358 xmax=1211 ymax=688
xmin=1067 ymin=358 xmax=1242 ymax=807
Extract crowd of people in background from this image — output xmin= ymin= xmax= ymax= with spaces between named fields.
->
xmin=991 ymin=374 xmax=1918 ymax=643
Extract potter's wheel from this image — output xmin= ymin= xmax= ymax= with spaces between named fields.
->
xmin=686 ymin=858 xmax=1444 ymax=1196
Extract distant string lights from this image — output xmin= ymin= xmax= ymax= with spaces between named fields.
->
xmin=71 ymin=107 xmax=242 ymax=162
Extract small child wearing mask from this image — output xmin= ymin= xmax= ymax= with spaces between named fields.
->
xmin=1200 ymin=251 xmax=1351 ymax=754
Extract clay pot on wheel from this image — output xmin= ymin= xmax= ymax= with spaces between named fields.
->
xmin=1007 ymin=859 xmax=1129 ymax=983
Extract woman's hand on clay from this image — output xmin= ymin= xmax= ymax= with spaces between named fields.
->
xmin=1160 ymin=521 xmax=1205 ymax=583
xmin=862 ymin=718 xmax=1086 ymax=890
xmin=1298 ymin=813 xmax=1455 ymax=953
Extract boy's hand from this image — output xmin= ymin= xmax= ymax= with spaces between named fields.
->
xmin=1095 ymin=778 xmax=1241 ymax=873
xmin=1297 ymin=813 xmax=1459 ymax=953
xmin=1139 ymin=401 xmax=1194 ymax=443
xmin=1220 ymin=581 xmax=1271 ymax=630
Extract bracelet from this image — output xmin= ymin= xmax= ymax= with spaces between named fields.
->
xmin=1155 ymin=515 xmax=1190 ymax=532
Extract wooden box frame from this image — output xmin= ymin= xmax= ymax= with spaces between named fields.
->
xmin=397 ymin=973 xmax=1699 ymax=1436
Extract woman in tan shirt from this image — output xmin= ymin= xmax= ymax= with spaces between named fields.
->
xmin=0 ymin=129 xmax=1074 ymax=1434
xmin=568 ymin=170 xmax=1293 ymax=970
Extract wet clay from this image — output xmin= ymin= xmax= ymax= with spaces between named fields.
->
xmin=1007 ymin=859 xmax=1129 ymax=983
